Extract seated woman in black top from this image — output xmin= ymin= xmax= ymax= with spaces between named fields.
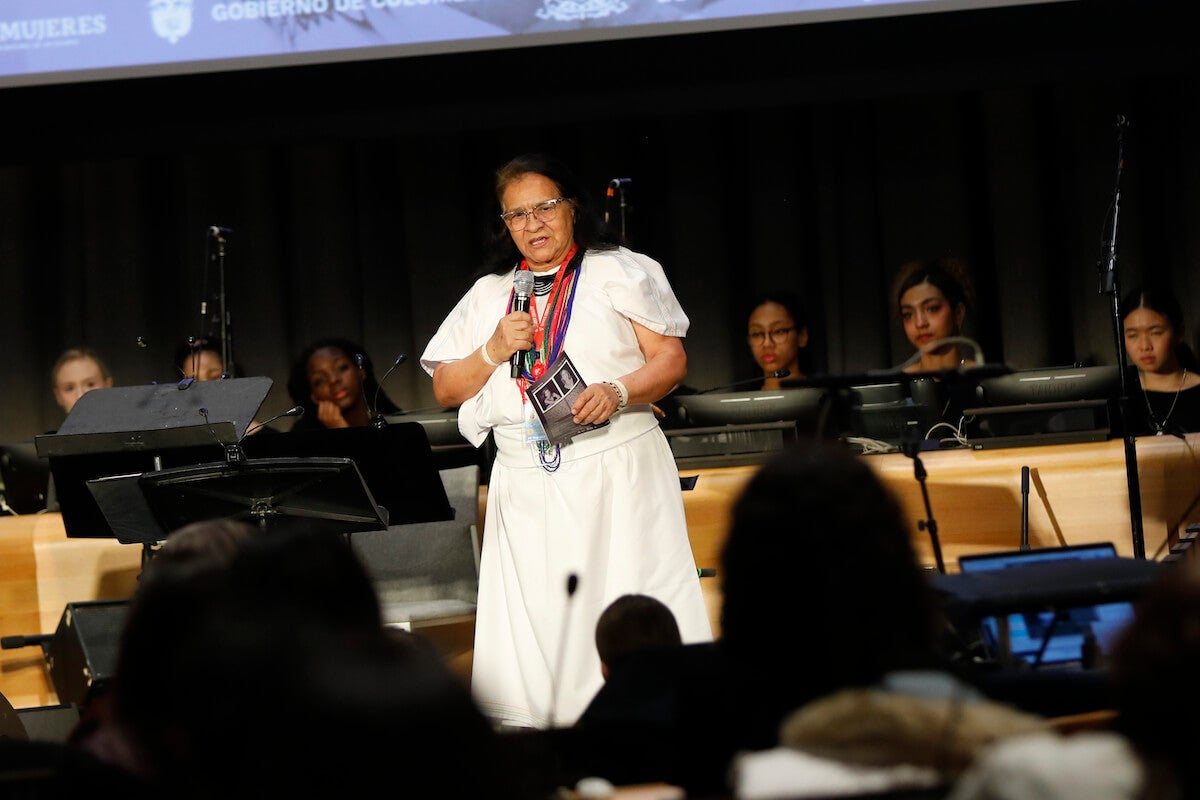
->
xmin=1121 ymin=286 xmax=1200 ymax=436
xmin=286 ymin=338 xmax=402 ymax=431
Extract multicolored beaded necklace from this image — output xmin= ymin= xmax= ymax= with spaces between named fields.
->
xmin=509 ymin=244 xmax=582 ymax=470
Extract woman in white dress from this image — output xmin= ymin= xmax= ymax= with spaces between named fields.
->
xmin=421 ymin=153 xmax=712 ymax=729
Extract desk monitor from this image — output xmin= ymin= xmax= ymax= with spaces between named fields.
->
xmin=674 ymin=388 xmax=831 ymax=433
xmin=972 ymin=365 xmax=1122 ymax=407
xmin=965 ymin=365 xmax=1122 ymax=448
xmin=383 ymin=409 xmax=469 ymax=448
xmin=835 ymin=381 xmax=937 ymax=444
xmin=957 ymin=542 xmax=1136 ymax=667
xmin=383 ymin=408 xmax=490 ymax=475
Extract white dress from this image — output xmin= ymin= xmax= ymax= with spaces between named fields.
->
xmin=421 ymin=247 xmax=713 ymax=728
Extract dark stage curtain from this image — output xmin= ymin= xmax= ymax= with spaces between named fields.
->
xmin=1 ymin=0 xmax=1197 ymax=442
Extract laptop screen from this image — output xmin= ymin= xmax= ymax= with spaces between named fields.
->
xmin=958 ymin=543 xmax=1136 ymax=667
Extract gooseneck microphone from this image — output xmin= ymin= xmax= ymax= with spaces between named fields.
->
xmin=243 ymin=405 xmax=305 ymax=438
xmin=200 ymin=405 xmax=305 ymax=463
xmin=696 ymin=368 xmax=790 ymax=394
xmin=372 ymin=353 xmax=408 ymax=428
xmin=511 ymin=270 xmax=536 ymax=379
xmin=208 ymin=226 xmax=233 ymax=238
xmin=198 ymin=407 xmax=245 ymax=465
xmin=546 ymin=572 xmax=579 ymax=729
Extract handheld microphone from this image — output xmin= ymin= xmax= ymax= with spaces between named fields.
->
xmin=511 ymin=270 xmax=535 ymax=379
xmin=208 ymin=226 xmax=233 ymax=238
xmin=546 ymin=572 xmax=579 ymax=729
xmin=696 ymin=368 xmax=789 ymax=394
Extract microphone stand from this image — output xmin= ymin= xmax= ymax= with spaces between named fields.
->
xmin=605 ymin=178 xmax=631 ymax=242
xmin=1096 ymin=115 xmax=1146 ymax=559
xmin=206 ymin=227 xmax=237 ymax=378
xmin=1020 ymin=465 xmax=1031 ymax=551
xmin=900 ymin=438 xmax=946 ymax=574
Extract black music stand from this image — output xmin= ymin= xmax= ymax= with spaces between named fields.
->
xmin=240 ymin=423 xmax=454 ymax=527
xmin=34 ymin=378 xmax=273 ymax=541
xmin=36 ymin=377 xmax=271 ymax=457
xmin=138 ymin=456 xmax=389 ymax=537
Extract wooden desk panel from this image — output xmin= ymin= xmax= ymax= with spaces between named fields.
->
xmin=33 ymin=516 xmax=142 ymax=634
xmin=0 ymin=514 xmax=47 ymax=710
xmin=0 ymin=513 xmax=141 ymax=710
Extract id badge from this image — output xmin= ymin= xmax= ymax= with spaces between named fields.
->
xmin=523 ymin=402 xmax=548 ymax=445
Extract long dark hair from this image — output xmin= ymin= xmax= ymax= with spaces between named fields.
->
xmin=1120 ymin=285 xmax=1199 ymax=371
xmin=481 ymin=153 xmax=621 ymax=276
xmin=286 ymin=337 xmax=402 ymax=429
xmin=892 ymin=257 xmax=975 ymax=328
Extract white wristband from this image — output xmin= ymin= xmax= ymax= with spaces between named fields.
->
xmin=479 ymin=344 xmax=503 ymax=368
xmin=606 ymin=379 xmax=629 ymax=409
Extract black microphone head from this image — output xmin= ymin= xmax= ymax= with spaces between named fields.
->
xmin=772 ymin=368 xmax=790 ymax=379
xmin=566 ymin=573 xmax=579 ymax=596
xmin=198 ymin=407 xmax=208 ymax=417
xmin=355 ymin=353 xmax=365 ymax=369
xmin=288 ymin=405 xmax=305 ymax=418
xmin=394 ymin=353 xmax=408 ymax=366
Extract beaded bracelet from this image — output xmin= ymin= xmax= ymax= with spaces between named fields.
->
xmin=479 ymin=344 xmax=503 ymax=368
xmin=605 ymin=379 xmax=629 ymax=409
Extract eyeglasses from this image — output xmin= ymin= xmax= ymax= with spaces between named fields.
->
xmin=747 ymin=327 xmax=796 ymax=345
xmin=500 ymin=198 xmax=568 ymax=231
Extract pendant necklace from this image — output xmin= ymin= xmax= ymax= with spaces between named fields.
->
xmin=1142 ymin=367 xmax=1187 ymax=436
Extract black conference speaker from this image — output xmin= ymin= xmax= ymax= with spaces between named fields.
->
xmin=46 ymin=600 xmax=130 ymax=707
xmin=1 ymin=690 xmax=28 ymax=739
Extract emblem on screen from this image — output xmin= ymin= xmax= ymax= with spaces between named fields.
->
xmin=149 ymin=0 xmax=194 ymax=44
xmin=536 ymin=0 xmax=630 ymax=22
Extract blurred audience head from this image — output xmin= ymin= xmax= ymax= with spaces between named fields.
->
xmin=1109 ymin=555 xmax=1200 ymax=799
xmin=111 ymin=518 xmax=514 ymax=798
xmin=720 ymin=441 xmax=940 ymax=694
xmin=595 ymin=593 xmax=682 ymax=681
